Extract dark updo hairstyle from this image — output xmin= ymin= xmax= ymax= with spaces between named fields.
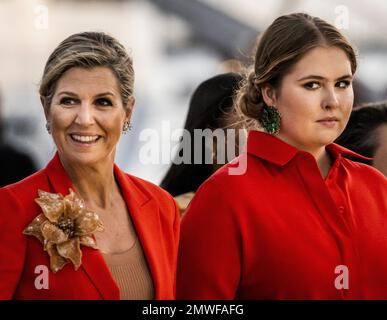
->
xmin=235 ymin=12 xmax=357 ymax=129
xmin=161 ymin=73 xmax=243 ymax=196
xmin=336 ymin=101 xmax=387 ymax=164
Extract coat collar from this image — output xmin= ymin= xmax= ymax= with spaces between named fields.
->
xmin=113 ymin=162 xmax=166 ymax=300
xmin=246 ymin=130 xmax=371 ymax=166
xmin=45 ymin=152 xmax=164 ymax=299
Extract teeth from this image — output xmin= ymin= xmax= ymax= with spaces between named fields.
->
xmin=71 ymin=134 xmax=99 ymax=143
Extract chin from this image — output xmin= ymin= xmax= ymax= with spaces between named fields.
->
xmin=316 ymin=129 xmax=341 ymax=144
xmin=317 ymin=136 xmax=337 ymax=148
xmin=64 ymin=151 xmax=102 ymax=166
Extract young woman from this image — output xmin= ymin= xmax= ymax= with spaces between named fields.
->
xmin=0 ymin=32 xmax=179 ymax=300
xmin=177 ymin=13 xmax=387 ymax=299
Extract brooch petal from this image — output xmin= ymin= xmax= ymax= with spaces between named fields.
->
xmin=22 ymin=213 xmax=47 ymax=244
xmin=35 ymin=189 xmax=64 ymax=223
xmin=23 ymin=188 xmax=104 ymax=273
xmin=56 ymin=238 xmax=82 ymax=270
xmin=75 ymin=211 xmax=104 ymax=236
xmin=46 ymin=242 xmax=69 ymax=273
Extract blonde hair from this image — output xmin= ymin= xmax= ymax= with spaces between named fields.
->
xmin=39 ymin=32 xmax=134 ymax=108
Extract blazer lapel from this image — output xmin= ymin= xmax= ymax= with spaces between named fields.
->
xmin=79 ymin=247 xmax=119 ymax=299
xmin=45 ymin=153 xmax=119 ymax=299
xmin=114 ymin=165 xmax=165 ymax=299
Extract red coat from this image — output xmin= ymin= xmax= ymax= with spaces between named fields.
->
xmin=177 ymin=131 xmax=387 ymax=299
xmin=0 ymin=153 xmax=180 ymax=300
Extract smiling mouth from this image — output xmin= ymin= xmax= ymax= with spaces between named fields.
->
xmin=69 ymin=134 xmax=101 ymax=144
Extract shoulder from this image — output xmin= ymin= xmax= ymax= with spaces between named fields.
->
xmin=340 ymin=158 xmax=387 ymax=196
xmin=194 ymin=152 xmax=264 ymax=199
xmin=181 ymin=162 xmax=247 ymax=238
xmin=0 ymin=185 xmax=21 ymax=210
xmin=184 ymin=156 xmax=250 ymax=217
xmin=0 ymin=168 xmax=50 ymax=224
xmin=342 ymin=157 xmax=386 ymax=182
xmin=329 ymin=143 xmax=384 ymax=182
xmin=2 ymin=168 xmax=48 ymax=200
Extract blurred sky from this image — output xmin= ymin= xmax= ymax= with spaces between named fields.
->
xmin=0 ymin=0 xmax=386 ymax=184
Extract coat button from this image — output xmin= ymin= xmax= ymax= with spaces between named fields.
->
xmin=338 ymin=206 xmax=345 ymax=213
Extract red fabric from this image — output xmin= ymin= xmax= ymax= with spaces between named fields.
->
xmin=177 ymin=131 xmax=387 ymax=299
xmin=0 ymin=153 xmax=180 ymax=300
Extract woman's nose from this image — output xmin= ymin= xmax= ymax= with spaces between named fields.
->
xmin=322 ymin=88 xmax=340 ymax=110
xmin=74 ymin=103 xmax=95 ymax=126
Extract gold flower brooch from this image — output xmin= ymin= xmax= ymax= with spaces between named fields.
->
xmin=23 ymin=189 xmax=104 ymax=273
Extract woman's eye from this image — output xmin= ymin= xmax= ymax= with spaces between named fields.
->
xmin=59 ymin=97 xmax=78 ymax=106
xmin=96 ymin=98 xmax=112 ymax=107
xmin=304 ymin=82 xmax=320 ymax=90
xmin=336 ymin=80 xmax=351 ymax=88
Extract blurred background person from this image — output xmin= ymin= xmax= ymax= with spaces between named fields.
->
xmin=336 ymin=101 xmax=387 ymax=175
xmin=0 ymin=89 xmax=36 ymax=187
xmin=160 ymin=72 xmax=243 ymax=214
xmin=352 ymin=79 xmax=375 ymax=107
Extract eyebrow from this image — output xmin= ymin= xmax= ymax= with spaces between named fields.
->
xmin=297 ymin=74 xmax=353 ymax=82
xmin=95 ymin=92 xmax=115 ymax=98
xmin=57 ymin=91 xmax=78 ymax=97
xmin=57 ymin=91 xmax=116 ymax=97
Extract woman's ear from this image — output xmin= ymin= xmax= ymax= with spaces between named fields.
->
xmin=261 ymin=84 xmax=278 ymax=107
xmin=125 ymin=97 xmax=135 ymax=120
xmin=40 ymin=96 xmax=50 ymax=120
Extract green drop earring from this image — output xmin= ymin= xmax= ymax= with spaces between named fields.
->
xmin=259 ymin=105 xmax=281 ymax=135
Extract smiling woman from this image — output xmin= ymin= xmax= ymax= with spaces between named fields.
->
xmin=0 ymin=32 xmax=179 ymax=300
xmin=45 ymin=67 xmax=130 ymax=167
xmin=177 ymin=13 xmax=387 ymax=299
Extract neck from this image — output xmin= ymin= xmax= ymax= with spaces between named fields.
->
xmin=312 ymin=147 xmax=332 ymax=179
xmin=59 ymin=154 xmax=118 ymax=209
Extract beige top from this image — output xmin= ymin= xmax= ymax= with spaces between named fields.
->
xmin=174 ymin=192 xmax=195 ymax=216
xmin=102 ymin=237 xmax=154 ymax=300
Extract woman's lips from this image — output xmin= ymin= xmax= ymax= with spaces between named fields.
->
xmin=316 ymin=118 xmax=339 ymax=128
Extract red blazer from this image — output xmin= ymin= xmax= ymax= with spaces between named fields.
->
xmin=177 ymin=131 xmax=387 ymax=299
xmin=0 ymin=153 xmax=180 ymax=300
